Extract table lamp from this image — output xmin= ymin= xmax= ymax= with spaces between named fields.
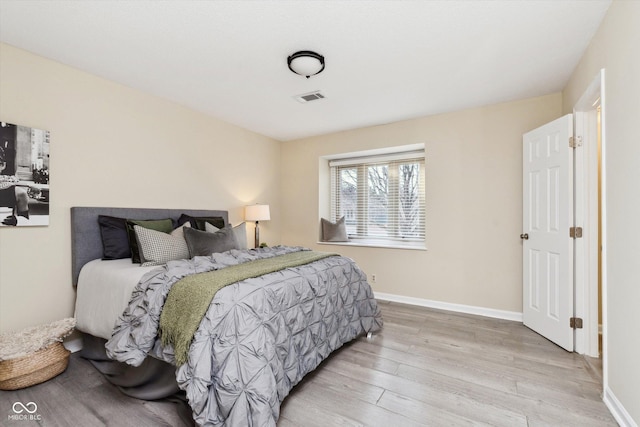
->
xmin=244 ymin=204 xmax=270 ymax=248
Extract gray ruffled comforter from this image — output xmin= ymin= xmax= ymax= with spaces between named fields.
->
xmin=105 ymin=246 xmax=383 ymax=426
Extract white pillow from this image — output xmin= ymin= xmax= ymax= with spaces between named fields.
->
xmin=205 ymin=221 xmax=248 ymax=249
xmin=134 ymin=223 xmax=190 ymax=266
xmin=204 ymin=222 xmax=219 ymax=233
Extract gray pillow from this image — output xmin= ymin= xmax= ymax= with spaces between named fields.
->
xmin=205 ymin=221 xmax=248 ymax=250
xmin=232 ymin=222 xmax=248 ymax=250
xmin=184 ymin=225 xmax=240 ymax=257
xmin=321 ymin=216 xmax=348 ymax=242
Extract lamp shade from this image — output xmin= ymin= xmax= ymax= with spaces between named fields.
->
xmin=245 ymin=204 xmax=271 ymax=222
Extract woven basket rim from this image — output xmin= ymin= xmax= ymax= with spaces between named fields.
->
xmin=0 ymin=342 xmax=70 ymax=390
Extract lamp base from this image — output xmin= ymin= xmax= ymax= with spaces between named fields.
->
xmin=254 ymin=221 xmax=260 ymax=249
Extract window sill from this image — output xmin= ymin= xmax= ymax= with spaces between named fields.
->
xmin=317 ymin=240 xmax=427 ymax=251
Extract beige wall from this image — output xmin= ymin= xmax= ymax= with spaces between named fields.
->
xmin=563 ymin=1 xmax=640 ymax=423
xmin=0 ymin=43 xmax=281 ymax=333
xmin=281 ymin=93 xmax=562 ymax=314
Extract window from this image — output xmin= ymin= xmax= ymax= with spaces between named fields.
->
xmin=329 ymin=148 xmax=425 ymax=247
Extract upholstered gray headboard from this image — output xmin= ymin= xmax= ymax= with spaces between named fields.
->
xmin=70 ymin=207 xmax=229 ymax=286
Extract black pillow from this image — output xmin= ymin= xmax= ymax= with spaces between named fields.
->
xmin=177 ymin=214 xmax=225 ymax=231
xmin=98 ymin=215 xmax=131 ymax=260
xmin=184 ymin=225 xmax=239 ymax=257
xmin=125 ymin=219 xmax=174 ymax=263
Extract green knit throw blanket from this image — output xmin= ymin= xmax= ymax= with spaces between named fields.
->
xmin=160 ymin=251 xmax=338 ymax=365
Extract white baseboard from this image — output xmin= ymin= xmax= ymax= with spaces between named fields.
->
xmin=603 ymin=386 xmax=638 ymax=427
xmin=374 ymin=292 xmax=523 ymax=322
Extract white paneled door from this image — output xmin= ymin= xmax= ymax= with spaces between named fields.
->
xmin=522 ymin=114 xmax=574 ymax=351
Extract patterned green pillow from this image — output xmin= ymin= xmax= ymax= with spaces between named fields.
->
xmin=126 ymin=218 xmax=174 ymax=263
xmin=134 ymin=224 xmax=190 ymax=266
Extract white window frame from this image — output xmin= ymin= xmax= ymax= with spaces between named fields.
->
xmin=323 ymin=144 xmax=426 ymax=250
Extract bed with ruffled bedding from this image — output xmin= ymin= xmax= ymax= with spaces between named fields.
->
xmin=71 ymin=207 xmax=382 ymax=427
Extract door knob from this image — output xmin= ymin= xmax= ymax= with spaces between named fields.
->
xmin=520 ymin=233 xmax=529 ymax=240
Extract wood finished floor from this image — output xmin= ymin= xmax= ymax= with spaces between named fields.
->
xmin=0 ymin=301 xmax=617 ymax=427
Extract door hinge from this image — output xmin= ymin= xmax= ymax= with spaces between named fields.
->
xmin=569 ymin=136 xmax=583 ymax=148
xmin=570 ymin=317 xmax=583 ymax=329
xmin=570 ymin=226 xmax=583 ymax=238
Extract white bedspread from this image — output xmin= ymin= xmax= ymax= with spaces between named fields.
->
xmin=75 ymin=259 xmax=160 ymax=340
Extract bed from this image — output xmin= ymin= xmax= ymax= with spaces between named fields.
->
xmin=71 ymin=206 xmax=383 ymax=426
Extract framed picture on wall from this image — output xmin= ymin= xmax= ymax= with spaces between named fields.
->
xmin=0 ymin=121 xmax=50 ymax=227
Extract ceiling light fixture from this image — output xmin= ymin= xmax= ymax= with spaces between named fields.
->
xmin=287 ymin=51 xmax=325 ymax=78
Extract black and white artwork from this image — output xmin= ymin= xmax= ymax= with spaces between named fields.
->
xmin=0 ymin=121 xmax=50 ymax=227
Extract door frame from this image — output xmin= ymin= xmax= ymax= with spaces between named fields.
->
xmin=572 ymin=69 xmax=606 ymax=371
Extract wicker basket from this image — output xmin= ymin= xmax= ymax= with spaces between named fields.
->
xmin=0 ymin=341 xmax=70 ymax=390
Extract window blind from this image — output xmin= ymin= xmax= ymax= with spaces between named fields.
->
xmin=330 ymin=152 xmax=425 ymax=243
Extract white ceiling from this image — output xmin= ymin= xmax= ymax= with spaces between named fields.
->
xmin=0 ymin=0 xmax=611 ymax=141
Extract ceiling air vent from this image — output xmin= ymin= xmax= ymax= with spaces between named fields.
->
xmin=294 ymin=90 xmax=325 ymax=104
